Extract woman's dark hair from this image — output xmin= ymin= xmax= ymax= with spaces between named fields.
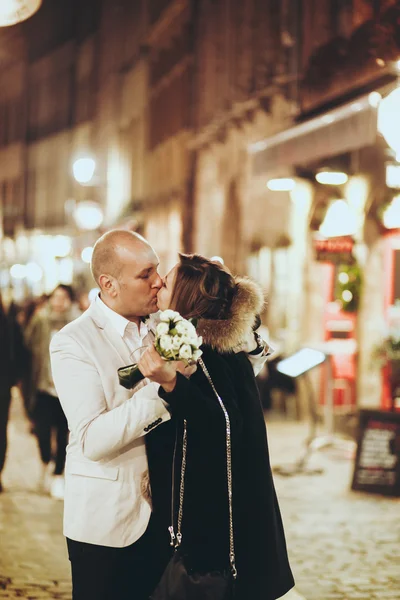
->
xmin=51 ymin=284 xmax=75 ymax=303
xmin=170 ymin=254 xmax=237 ymax=320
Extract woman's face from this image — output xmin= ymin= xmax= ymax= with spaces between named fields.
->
xmin=157 ymin=265 xmax=178 ymax=311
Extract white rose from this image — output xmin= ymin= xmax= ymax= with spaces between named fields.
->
xmin=172 ymin=313 xmax=183 ymax=322
xmin=156 ymin=322 xmax=170 ymax=336
xmin=179 ymin=344 xmax=193 ymax=360
xmin=175 ymin=320 xmax=189 ymax=335
xmin=186 ymin=321 xmax=197 ymax=336
xmin=192 ymin=349 xmax=203 ymax=361
xmin=159 ymin=335 xmax=173 ymax=352
xmin=160 ymin=309 xmax=179 ymax=322
xmin=172 ymin=335 xmax=182 ymax=350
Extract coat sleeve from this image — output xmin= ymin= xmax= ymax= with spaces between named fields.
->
xmin=158 ymin=371 xmax=242 ymax=434
xmin=50 ymin=331 xmax=171 ymax=462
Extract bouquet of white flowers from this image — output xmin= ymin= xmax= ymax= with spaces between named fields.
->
xmin=118 ymin=309 xmax=203 ymax=389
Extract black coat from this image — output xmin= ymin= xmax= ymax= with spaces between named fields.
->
xmin=152 ymin=346 xmax=295 ymax=600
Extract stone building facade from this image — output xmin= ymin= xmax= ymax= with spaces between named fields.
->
xmin=0 ymin=0 xmax=399 ymax=411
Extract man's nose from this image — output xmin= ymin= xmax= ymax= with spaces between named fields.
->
xmin=152 ymin=273 xmax=163 ymax=290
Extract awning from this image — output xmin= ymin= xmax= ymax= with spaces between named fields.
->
xmin=249 ymin=91 xmax=381 ymax=176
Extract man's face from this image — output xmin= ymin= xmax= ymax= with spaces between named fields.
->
xmin=114 ymin=243 xmax=162 ymax=319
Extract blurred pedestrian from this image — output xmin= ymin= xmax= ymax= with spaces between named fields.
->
xmin=25 ymin=285 xmax=80 ymax=498
xmin=77 ymin=291 xmax=90 ymax=312
xmin=0 ymin=291 xmax=26 ymax=493
xmin=14 ymin=298 xmax=42 ymax=422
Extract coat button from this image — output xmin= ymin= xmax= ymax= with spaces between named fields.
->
xmin=144 ymin=426 xmax=149 ymax=432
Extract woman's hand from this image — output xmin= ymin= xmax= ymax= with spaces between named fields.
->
xmin=138 ymin=345 xmax=179 ymax=392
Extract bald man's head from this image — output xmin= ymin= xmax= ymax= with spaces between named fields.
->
xmin=90 ymin=230 xmax=162 ymax=321
xmin=91 ymin=230 xmax=149 ymax=285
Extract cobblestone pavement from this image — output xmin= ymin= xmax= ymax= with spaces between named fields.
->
xmin=268 ymin=420 xmax=400 ymax=600
xmin=1 ymin=393 xmax=399 ymax=599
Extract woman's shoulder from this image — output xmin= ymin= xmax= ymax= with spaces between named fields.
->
xmin=201 ymin=346 xmax=255 ymax=381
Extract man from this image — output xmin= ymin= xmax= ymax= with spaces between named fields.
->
xmin=26 ymin=284 xmax=80 ymax=499
xmin=50 ymin=229 xmax=269 ymax=600
xmin=50 ymin=230 xmax=172 ymax=600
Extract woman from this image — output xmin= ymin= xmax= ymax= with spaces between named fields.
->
xmin=139 ymin=254 xmax=294 ymax=600
xmin=0 ymin=293 xmax=26 ymax=493
xmin=25 ymin=284 xmax=80 ymax=498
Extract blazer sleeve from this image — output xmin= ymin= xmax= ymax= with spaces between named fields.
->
xmin=50 ymin=331 xmax=170 ymax=462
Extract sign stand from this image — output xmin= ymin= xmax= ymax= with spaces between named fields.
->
xmin=272 ymin=345 xmax=356 ymax=477
xmin=272 ymin=348 xmax=326 ymax=476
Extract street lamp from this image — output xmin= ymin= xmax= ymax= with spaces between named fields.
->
xmin=71 ymin=156 xmax=104 ymax=230
xmin=72 ymin=157 xmax=96 ymax=185
xmin=0 ymin=0 xmax=42 ymax=27
xmin=378 ymin=86 xmax=400 ymax=160
xmin=73 ymin=201 xmax=103 ymax=231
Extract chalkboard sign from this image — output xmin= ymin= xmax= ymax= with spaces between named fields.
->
xmin=351 ymin=410 xmax=400 ymax=496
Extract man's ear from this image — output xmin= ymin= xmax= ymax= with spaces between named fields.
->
xmin=99 ymin=274 xmax=118 ymax=298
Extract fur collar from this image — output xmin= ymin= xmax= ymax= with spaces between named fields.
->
xmin=196 ymin=277 xmax=265 ymax=353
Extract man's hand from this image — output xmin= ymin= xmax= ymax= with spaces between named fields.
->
xmin=138 ymin=346 xmax=178 ymax=392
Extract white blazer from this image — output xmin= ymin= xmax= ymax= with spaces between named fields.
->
xmin=50 ymin=301 xmax=170 ymax=548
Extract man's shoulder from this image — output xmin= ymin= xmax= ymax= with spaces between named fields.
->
xmin=52 ymin=307 xmax=96 ymax=343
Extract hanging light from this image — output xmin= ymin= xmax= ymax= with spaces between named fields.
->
xmin=378 ymin=87 xmax=400 ymax=157
xmin=73 ymin=201 xmax=104 ymax=231
xmin=72 ymin=157 xmax=96 ymax=185
xmin=266 ymin=178 xmax=296 ymax=191
xmin=342 ymin=290 xmax=353 ymax=303
xmin=368 ymin=92 xmax=382 ymax=108
xmin=386 ymin=164 xmax=400 ymax=189
xmin=319 ymin=200 xmax=357 ymax=238
xmin=10 ymin=264 xmax=27 ymax=279
xmin=26 ymin=262 xmax=43 ymax=283
xmin=315 ymin=171 xmax=348 ymax=185
xmin=382 ymin=195 xmax=400 ymax=230
xmin=81 ymin=246 xmax=94 ymax=264
xmin=0 ymin=0 xmax=41 ymax=27
xmin=52 ymin=235 xmax=72 ymax=258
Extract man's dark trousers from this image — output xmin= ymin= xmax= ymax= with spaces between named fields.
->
xmin=67 ymin=516 xmax=171 ymax=600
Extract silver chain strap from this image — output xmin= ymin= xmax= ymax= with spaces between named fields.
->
xmin=171 ymin=358 xmax=237 ymax=579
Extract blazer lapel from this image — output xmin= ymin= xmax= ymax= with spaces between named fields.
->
xmin=103 ymin=321 xmax=132 ymax=366
xmin=87 ymin=301 xmax=131 ymax=366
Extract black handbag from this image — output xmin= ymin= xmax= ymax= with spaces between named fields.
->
xmin=150 ymin=358 xmax=237 ymax=600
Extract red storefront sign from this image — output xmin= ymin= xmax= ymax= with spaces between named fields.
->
xmin=314 ymin=235 xmax=354 ymax=264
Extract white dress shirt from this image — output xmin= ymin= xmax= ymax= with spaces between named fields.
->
xmin=96 ymin=295 xmax=149 ymax=358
